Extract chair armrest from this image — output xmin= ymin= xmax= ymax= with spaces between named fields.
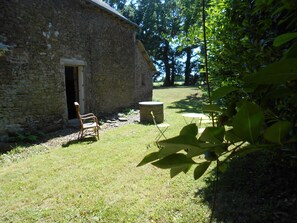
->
xmin=80 ymin=114 xmax=99 ymax=124
xmin=80 ymin=113 xmax=96 ymax=118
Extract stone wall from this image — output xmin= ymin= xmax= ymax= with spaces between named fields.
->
xmin=134 ymin=41 xmax=154 ymax=103
xmin=0 ymin=0 xmax=153 ymax=141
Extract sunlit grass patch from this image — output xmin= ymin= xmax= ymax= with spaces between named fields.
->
xmin=0 ymin=87 xmax=212 ymax=222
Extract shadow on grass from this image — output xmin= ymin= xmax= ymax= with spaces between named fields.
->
xmin=167 ymin=91 xmax=207 ymax=113
xmin=0 ymin=128 xmax=79 ymax=155
xmin=197 ymin=153 xmax=297 ymax=223
xmin=62 ymin=136 xmax=97 ymax=147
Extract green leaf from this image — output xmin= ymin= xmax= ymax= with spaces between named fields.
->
xmin=199 ymin=127 xmax=225 ymax=144
xmin=285 ymin=42 xmax=297 ymax=58
xmin=186 ymin=146 xmax=209 ymax=158
xmin=194 ymin=162 xmax=211 ymax=180
xmin=231 ymin=144 xmax=271 ymax=158
xmin=202 ymin=104 xmax=222 ymax=113
xmin=183 ymin=165 xmax=192 ymax=174
xmin=158 ymin=135 xmax=200 ymax=158
xmin=288 ymin=134 xmax=297 ymax=143
xmin=262 ymin=86 xmax=293 ymax=101
xmin=211 ymin=144 xmax=229 ymax=155
xmin=245 ymin=59 xmax=297 ymax=84
xmin=225 ymin=129 xmax=242 ymax=143
xmin=273 ymin=32 xmax=297 ymax=47
xmin=233 ymin=102 xmax=264 ymax=143
xmin=137 ymin=152 xmax=160 ymax=167
xmin=170 ymin=165 xmax=192 ymax=178
xmin=263 ymin=121 xmax=293 ymax=144
xmin=180 ymin=123 xmax=198 ymax=136
xmin=218 ymin=162 xmax=229 ymax=173
xmin=152 ymin=154 xmax=196 ymax=169
xmin=199 ymin=142 xmax=228 ymax=149
xmin=187 ymin=142 xmax=228 ymax=158
xmin=211 ymin=86 xmax=238 ymax=101
xmin=289 ymin=93 xmax=297 ymax=104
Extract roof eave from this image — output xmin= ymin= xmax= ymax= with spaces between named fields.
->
xmin=86 ymin=0 xmax=139 ymax=28
xmin=137 ymin=40 xmax=157 ymax=73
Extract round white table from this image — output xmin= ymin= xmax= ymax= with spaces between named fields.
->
xmin=182 ymin=113 xmax=209 ymax=124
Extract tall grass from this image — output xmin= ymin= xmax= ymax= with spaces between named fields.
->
xmin=0 ymin=87 xmax=212 ymax=223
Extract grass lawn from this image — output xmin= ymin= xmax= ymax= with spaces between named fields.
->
xmin=0 ymin=87 xmax=212 ymax=223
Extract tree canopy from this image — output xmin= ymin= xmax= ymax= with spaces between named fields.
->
xmin=103 ymin=0 xmax=297 ymax=171
xmin=104 ymin=1 xmax=297 ymax=220
xmin=104 ymin=0 xmax=202 ymax=86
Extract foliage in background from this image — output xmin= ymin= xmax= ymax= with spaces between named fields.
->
xmin=132 ymin=0 xmax=198 ymax=86
xmin=103 ymin=0 xmax=128 ymax=11
xmin=138 ymin=0 xmax=297 ymax=181
xmin=103 ymin=0 xmax=203 ymax=86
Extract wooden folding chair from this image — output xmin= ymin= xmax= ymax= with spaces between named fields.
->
xmin=151 ymin=111 xmax=170 ymax=142
xmin=74 ymin=102 xmax=100 ymax=140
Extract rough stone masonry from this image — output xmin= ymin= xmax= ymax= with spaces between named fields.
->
xmin=0 ymin=0 xmax=156 ymax=142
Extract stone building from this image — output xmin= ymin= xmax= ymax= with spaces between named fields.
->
xmin=0 ymin=0 xmax=155 ymax=141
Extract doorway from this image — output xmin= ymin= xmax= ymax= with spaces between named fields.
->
xmin=65 ymin=66 xmax=79 ymax=119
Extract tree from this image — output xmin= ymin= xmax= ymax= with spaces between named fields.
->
xmin=103 ymin=0 xmax=204 ymax=86
xmin=135 ymin=0 xmax=182 ymax=86
xmin=176 ymin=0 xmax=202 ymax=85
xmin=103 ymin=0 xmax=128 ymax=11
xmin=138 ymin=0 xmax=297 ymax=181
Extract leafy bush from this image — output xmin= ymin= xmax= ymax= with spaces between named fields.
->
xmin=138 ymin=32 xmax=297 ymax=180
xmin=16 ymin=131 xmax=44 ymax=143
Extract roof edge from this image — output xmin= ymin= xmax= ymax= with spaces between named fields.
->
xmin=137 ymin=40 xmax=157 ymax=73
xmin=86 ymin=0 xmax=138 ymax=28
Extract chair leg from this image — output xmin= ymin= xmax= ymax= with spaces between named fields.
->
xmin=95 ymin=127 xmax=99 ymax=140
xmin=77 ymin=127 xmax=99 ymax=140
xmin=155 ymin=128 xmax=168 ymax=142
xmin=155 ymin=132 xmax=162 ymax=142
xmin=78 ymin=129 xmax=84 ymax=139
xmin=160 ymin=128 xmax=168 ymax=139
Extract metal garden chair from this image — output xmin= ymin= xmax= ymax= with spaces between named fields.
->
xmin=150 ymin=111 xmax=170 ymax=142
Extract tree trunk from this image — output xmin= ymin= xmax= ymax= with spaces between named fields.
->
xmin=184 ymin=47 xmax=192 ymax=86
xmin=163 ymin=41 xmax=172 ymax=86
xmin=170 ymin=55 xmax=176 ymax=86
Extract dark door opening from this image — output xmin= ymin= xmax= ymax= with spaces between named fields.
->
xmin=65 ymin=66 xmax=79 ymax=119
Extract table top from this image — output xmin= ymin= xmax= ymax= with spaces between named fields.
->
xmin=182 ymin=113 xmax=209 ymax=119
xmin=139 ymin=101 xmax=163 ymax=105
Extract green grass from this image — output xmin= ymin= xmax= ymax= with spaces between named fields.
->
xmin=2 ymin=87 xmax=296 ymax=223
xmin=0 ymin=87 xmax=211 ymax=223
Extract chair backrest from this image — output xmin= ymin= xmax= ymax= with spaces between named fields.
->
xmin=74 ymin=102 xmax=80 ymax=116
xmin=74 ymin=102 xmax=83 ymax=126
xmin=150 ymin=111 xmax=158 ymax=126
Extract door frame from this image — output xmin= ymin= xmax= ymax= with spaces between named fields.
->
xmin=77 ymin=66 xmax=85 ymax=113
xmin=60 ymin=58 xmax=86 ymax=117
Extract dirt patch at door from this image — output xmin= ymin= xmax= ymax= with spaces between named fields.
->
xmin=0 ymin=111 xmax=140 ymax=151
xmin=37 ymin=110 xmax=140 ymax=148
